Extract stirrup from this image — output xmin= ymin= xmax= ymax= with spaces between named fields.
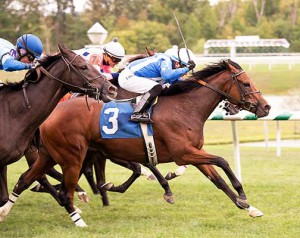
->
xmin=130 ymin=112 xmax=151 ymax=123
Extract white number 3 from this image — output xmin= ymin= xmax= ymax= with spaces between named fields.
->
xmin=102 ymin=107 xmax=119 ymax=134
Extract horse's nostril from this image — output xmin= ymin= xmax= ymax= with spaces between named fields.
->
xmin=108 ymin=86 xmax=116 ymax=92
xmin=265 ymin=104 xmax=271 ymax=111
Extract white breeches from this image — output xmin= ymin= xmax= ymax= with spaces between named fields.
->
xmin=119 ymin=68 xmax=160 ymax=94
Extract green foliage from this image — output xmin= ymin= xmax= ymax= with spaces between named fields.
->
xmin=2 ymin=0 xmax=300 ymax=53
xmin=109 ymin=21 xmax=171 ymax=54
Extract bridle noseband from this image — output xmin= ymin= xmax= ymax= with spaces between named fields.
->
xmin=197 ymin=69 xmax=261 ymax=114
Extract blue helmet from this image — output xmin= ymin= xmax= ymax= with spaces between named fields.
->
xmin=16 ymin=34 xmax=43 ymax=59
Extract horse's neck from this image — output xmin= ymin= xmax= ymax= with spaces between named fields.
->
xmin=174 ymin=75 xmax=230 ymax=123
xmin=26 ymin=78 xmax=65 ymax=125
xmin=11 ymin=70 xmax=66 ymax=136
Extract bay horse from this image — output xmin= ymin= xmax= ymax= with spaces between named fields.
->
xmin=0 ymin=59 xmax=271 ymax=227
xmin=0 ymin=44 xmax=117 ymax=207
xmin=26 ymin=87 xmax=174 ymax=206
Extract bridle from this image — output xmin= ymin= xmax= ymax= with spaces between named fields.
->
xmin=41 ymin=54 xmax=103 ymax=99
xmin=22 ymin=53 xmax=103 ymax=108
xmin=197 ymin=68 xmax=261 ymax=114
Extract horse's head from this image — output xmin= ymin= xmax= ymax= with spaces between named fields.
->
xmin=222 ymin=59 xmax=270 ymax=117
xmin=57 ymin=44 xmax=117 ymax=102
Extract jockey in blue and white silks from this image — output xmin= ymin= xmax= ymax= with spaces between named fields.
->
xmin=0 ymin=34 xmax=43 ymax=73
xmin=118 ymin=46 xmax=196 ymax=123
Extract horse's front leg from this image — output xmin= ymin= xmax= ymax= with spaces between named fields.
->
xmin=177 ymin=147 xmax=263 ymax=217
xmin=0 ymin=166 xmax=8 ymax=207
xmin=143 ymin=163 xmax=174 ymax=204
xmin=0 ymin=156 xmax=56 ymax=222
xmin=60 ymin=163 xmax=87 ymax=227
xmin=197 ymin=164 xmax=263 ymax=217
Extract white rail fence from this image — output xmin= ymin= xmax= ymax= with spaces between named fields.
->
xmin=208 ymin=111 xmax=300 ymax=181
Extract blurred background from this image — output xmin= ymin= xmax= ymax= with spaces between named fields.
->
xmin=2 ymin=0 xmax=300 ymax=54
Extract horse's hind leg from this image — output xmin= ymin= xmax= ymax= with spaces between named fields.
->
xmin=143 ymin=163 xmax=175 ymax=204
xmin=92 ymin=156 xmax=109 ymax=206
xmin=59 ymin=162 xmax=87 ymax=227
xmin=0 ymin=166 xmax=8 ymax=207
xmin=101 ymin=158 xmax=142 ymax=193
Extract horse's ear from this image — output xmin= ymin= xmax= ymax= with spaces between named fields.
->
xmin=57 ymin=44 xmax=67 ymax=54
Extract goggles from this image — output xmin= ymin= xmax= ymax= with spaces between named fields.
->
xmin=108 ymin=54 xmax=122 ymax=63
xmin=19 ymin=48 xmax=35 ymax=62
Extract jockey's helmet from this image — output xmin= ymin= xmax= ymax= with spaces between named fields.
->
xmin=103 ymin=37 xmax=125 ymax=60
xmin=164 ymin=45 xmax=178 ymax=58
xmin=16 ymin=34 xmax=43 ymax=59
xmin=165 ymin=47 xmax=196 ymax=66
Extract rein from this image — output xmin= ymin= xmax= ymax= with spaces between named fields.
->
xmin=197 ymin=70 xmax=261 ymax=112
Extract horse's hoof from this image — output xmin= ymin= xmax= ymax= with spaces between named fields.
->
xmin=163 ymin=194 xmax=175 ymax=204
xmin=101 ymin=182 xmax=114 ymax=191
xmin=0 ymin=206 xmax=9 ymax=222
xmin=165 ymin=172 xmax=177 ymax=181
xmin=74 ymin=205 xmax=82 ymax=214
xmin=75 ymin=219 xmax=88 ymax=227
xmin=77 ymin=192 xmax=90 ymax=203
xmin=147 ymin=174 xmax=157 ymax=181
xmin=247 ymin=205 xmax=264 ymax=217
xmin=0 ymin=210 xmax=4 ymax=222
xmin=30 ymin=182 xmax=42 ymax=192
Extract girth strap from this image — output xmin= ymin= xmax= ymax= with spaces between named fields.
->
xmin=140 ymin=123 xmax=158 ymax=166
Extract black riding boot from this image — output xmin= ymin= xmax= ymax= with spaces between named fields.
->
xmin=130 ymin=85 xmax=163 ymax=123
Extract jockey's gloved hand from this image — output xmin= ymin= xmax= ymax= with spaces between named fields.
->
xmin=31 ymin=59 xmax=40 ymax=69
xmin=187 ymin=60 xmax=196 ymax=71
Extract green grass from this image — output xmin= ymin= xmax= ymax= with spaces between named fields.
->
xmin=2 ymin=145 xmax=300 ymax=238
xmin=243 ymin=64 xmax=300 ymax=95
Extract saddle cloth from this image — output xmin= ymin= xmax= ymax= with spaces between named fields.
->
xmin=100 ymin=101 xmax=154 ymax=139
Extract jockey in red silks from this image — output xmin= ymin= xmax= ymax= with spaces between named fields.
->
xmin=74 ymin=37 xmax=125 ymax=80
xmin=59 ymin=37 xmax=125 ymax=102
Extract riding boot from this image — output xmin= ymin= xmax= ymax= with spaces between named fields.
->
xmin=130 ymin=84 xmax=163 ymax=123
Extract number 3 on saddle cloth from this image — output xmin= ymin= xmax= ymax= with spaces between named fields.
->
xmin=100 ymin=101 xmax=154 ymax=139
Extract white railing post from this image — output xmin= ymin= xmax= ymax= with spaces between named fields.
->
xmin=231 ymin=121 xmax=242 ymax=182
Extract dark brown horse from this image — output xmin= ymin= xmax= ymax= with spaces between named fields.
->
xmin=0 ymin=59 xmax=270 ymax=227
xmin=0 ymin=44 xmax=117 ymax=207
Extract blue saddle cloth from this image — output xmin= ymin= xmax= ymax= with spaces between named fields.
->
xmin=100 ymin=101 xmax=154 ymax=139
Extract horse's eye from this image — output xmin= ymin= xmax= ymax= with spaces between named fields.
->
xmin=243 ymin=83 xmax=250 ymax=87
xmin=81 ymin=65 xmax=88 ymax=70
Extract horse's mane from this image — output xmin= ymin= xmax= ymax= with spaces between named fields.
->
xmin=3 ymin=53 xmax=61 ymax=90
xmin=162 ymin=59 xmax=242 ymax=96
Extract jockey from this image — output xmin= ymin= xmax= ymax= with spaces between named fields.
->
xmin=74 ymin=37 xmax=125 ymax=83
xmin=0 ymin=34 xmax=43 ymax=72
xmin=118 ymin=46 xmax=196 ymax=123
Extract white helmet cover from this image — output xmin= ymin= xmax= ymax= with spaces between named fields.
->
xmin=103 ymin=37 xmax=125 ymax=59
xmin=165 ymin=47 xmax=196 ymax=66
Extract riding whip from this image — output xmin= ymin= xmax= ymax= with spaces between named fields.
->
xmin=172 ymin=11 xmax=194 ymax=72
